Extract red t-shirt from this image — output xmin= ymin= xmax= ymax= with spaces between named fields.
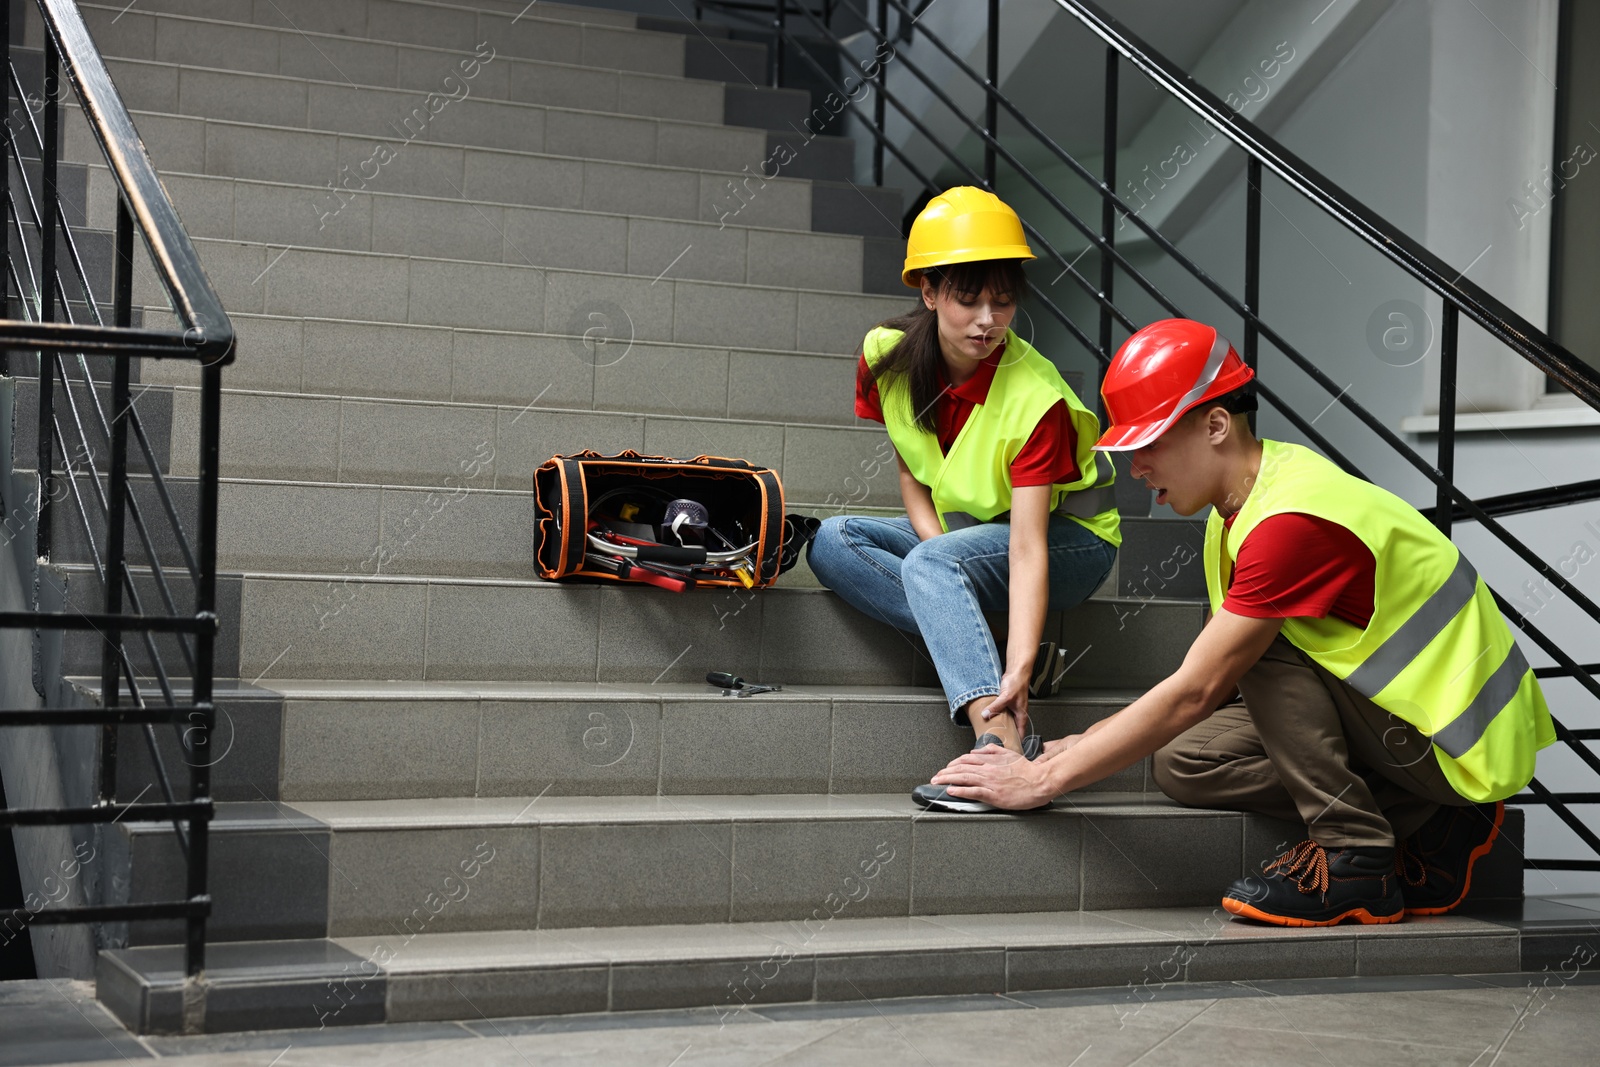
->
xmin=1221 ymin=511 xmax=1376 ymax=628
xmin=854 ymin=342 xmax=1079 ymax=487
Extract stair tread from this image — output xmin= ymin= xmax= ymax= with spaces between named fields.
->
xmin=201 ymin=792 xmax=1210 ymax=830
xmin=139 ymin=167 xmax=850 ymax=240
xmin=100 ymin=106 xmax=815 ymax=185
xmin=144 ymin=383 xmax=884 ymax=429
xmin=88 ymin=0 xmax=650 ymax=32
xmin=161 ymin=235 xmax=899 ymax=301
xmin=51 ymin=560 xmax=1207 ymax=606
xmin=101 ymin=54 xmax=758 ymax=134
xmin=102 ymin=905 xmax=1528 ymax=984
xmin=69 ymin=676 xmax=1146 ymax=705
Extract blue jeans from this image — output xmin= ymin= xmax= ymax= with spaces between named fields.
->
xmin=808 ymin=514 xmax=1118 ymax=719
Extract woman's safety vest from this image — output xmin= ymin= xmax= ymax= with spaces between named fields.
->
xmin=1204 ymin=440 xmax=1555 ymax=802
xmin=862 ymin=326 xmax=1120 ymax=546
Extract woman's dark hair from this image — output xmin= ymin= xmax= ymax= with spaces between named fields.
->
xmin=871 ymin=259 xmax=1030 ymax=435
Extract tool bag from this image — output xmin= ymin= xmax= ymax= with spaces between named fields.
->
xmin=535 ymin=450 xmax=807 ymax=592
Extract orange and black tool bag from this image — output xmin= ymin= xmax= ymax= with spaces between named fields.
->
xmin=535 ymin=450 xmax=806 ymax=591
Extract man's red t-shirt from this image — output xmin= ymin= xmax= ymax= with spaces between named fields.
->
xmin=1221 ymin=511 xmax=1376 ymax=628
xmin=854 ymin=341 xmax=1079 ymax=487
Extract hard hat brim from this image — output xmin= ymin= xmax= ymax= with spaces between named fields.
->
xmin=901 ymin=246 xmax=1037 ymax=287
xmin=1092 ymin=420 xmax=1160 ymax=452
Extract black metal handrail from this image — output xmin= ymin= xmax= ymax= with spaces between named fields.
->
xmin=0 ymin=0 xmax=229 ymax=987
xmin=724 ymin=0 xmax=1600 ymax=874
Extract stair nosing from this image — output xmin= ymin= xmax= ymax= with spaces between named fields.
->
xmin=169 ymin=233 xmax=905 ymax=303
xmin=117 ymin=164 xmax=865 ymax=243
xmin=85 ymin=0 xmax=695 ymax=49
xmin=50 ymin=560 xmax=1209 ymax=607
xmin=157 ymin=380 xmax=886 ymax=432
xmin=103 ymin=53 xmax=766 ymax=136
xmin=108 ymin=106 xmax=822 ymax=186
xmin=178 ymin=309 xmax=866 ymax=362
xmin=83 ymin=0 xmax=801 ymax=101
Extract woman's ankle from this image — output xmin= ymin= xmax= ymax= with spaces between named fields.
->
xmin=964 ymin=700 xmax=1021 ymax=753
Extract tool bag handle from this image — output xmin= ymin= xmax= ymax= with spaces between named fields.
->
xmin=562 ymin=448 xmax=773 ymax=475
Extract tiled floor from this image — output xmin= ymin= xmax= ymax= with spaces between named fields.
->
xmin=6 ymin=970 xmax=1600 ymax=1066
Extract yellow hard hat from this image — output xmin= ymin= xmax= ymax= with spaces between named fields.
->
xmin=901 ymin=186 xmax=1036 ymax=287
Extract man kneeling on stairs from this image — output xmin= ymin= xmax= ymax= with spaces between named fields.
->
xmin=932 ymin=318 xmax=1556 ymax=927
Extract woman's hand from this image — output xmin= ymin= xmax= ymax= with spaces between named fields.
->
xmin=980 ymin=667 xmax=1031 ymax=739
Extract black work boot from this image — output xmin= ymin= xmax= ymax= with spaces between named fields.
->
xmin=1395 ymin=800 xmax=1505 ymax=915
xmin=1222 ymin=840 xmax=1405 ymax=927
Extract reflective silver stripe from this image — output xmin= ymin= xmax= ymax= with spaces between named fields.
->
xmin=1343 ymin=553 xmax=1478 ymax=700
xmin=1431 ymin=643 xmax=1532 ymax=758
xmin=1115 ymin=330 xmax=1232 ymax=451
xmin=1057 ymin=483 xmax=1117 ymax=518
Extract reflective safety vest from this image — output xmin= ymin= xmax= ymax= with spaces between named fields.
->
xmin=862 ymin=326 xmax=1121 ymax=545
xmin=1204 ymin=440 xmax=1555 ymax=802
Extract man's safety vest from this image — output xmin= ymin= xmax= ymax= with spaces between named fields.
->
xmin=1204 ymin=440 xmax=1555 ymax=802
xmin=862 ymin=326 xmax=1120 ymax=545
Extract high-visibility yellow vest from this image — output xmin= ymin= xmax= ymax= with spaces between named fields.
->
xmin=1204 ymin=440 xmax=1555 ymax=801
xmin=862 ymin=326 xmax=1120 ymax=545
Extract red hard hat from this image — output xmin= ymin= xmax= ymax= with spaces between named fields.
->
xmin=1093 ymin=318 xmax=1255 ymax=451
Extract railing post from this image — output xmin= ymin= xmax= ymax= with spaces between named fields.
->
xmin=1098 ymin=45 xmax=1117 ymax=369
xmin=872 ymin=0 xmax=886 ymax=186
xmin=1244 ymin=158 xmax=1261 ymax=433
xmin=983 ymin=0 xmax=999 ymax=188
xmin=1436 ymin=302 xmax=1459 ymax=538
xmin=99 ymin=200 xmax=135 ymax=806
xmin=36 ymin=37 xmax=60 ymax=560
xmin=0 ymin=0 xmax=9 ymax=377
xmin=771 ymin=1 xmax=785 ymax=87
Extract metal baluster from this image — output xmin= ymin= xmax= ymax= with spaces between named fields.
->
xmin=1098 ymin=45 xmax=1117 ymax=369
xmin=983 ymin=0 xmax=998 ymax=188
xmin=0 ymin=0 xmax=10 ymax=376
xmin=186 ymin=356 xmax=223 ymax=980
xmin=1244 ymin=158 xmax=1261 ymax=434
xmin=1436 ymin=303 xmax=1459 ymax=537
xmin=771 ymin=1 xmax=785 ymax=87
xmin=36 ymin=38 xmax=58 ymax=559
xmin=98 ymin=199 xmax=134 ymax=806
xmin=872 ymin=0 xmax=886 ymax=186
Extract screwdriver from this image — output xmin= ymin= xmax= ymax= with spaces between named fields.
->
xmin=706 ymin=671 xmax=782 ymax=696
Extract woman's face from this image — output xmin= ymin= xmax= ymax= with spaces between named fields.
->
xmin=921 ymin=276 xmax=1017 ymax=367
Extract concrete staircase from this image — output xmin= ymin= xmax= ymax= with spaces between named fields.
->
xmin=32 ymin=0 xmax=1553 ymax=1034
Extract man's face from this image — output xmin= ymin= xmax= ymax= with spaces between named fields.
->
xmin=1125 ymin=411 xmax=1213 ymax=516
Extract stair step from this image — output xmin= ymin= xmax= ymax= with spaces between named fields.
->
xmin=83 ymin=2 xmax=812 ymax=133
xmin=96 ymin=901 xmax=1539 ymax=1032
xmin=69 ymin=106 xmax=894 ymax=239
xmin=102 ymin=0 xmax=644 ymax=34
xmin=44 ymin=469 xmax=1196 ymax=597
xmin=155 ymin=387 xmax=890 ymax=498
xmin=127 ymin=237 xmax=905 ymax=351
xmin=101 ymin=56 xmax=785 ymax=172
xmin=115 ymin=168 xmax=881 ymax=293
xmin=132 ymin=312 xmax=865 ymax=418
xmin=86 ymin=678 xmax=1150 ymax=803
xmin=52 ymin=566 xmax=1206 ymax=686
xmin=106 ymin=792 xmax=1319 ymax=942
xmin=87 ymin=0 xmax=685 ymax=77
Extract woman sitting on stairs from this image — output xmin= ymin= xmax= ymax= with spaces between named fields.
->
xmin=806 ymin=187 xmax=1122 ymax=813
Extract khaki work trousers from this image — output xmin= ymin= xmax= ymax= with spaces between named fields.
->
xmin=1152 ymin=635 xmax=1470 ymax=849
